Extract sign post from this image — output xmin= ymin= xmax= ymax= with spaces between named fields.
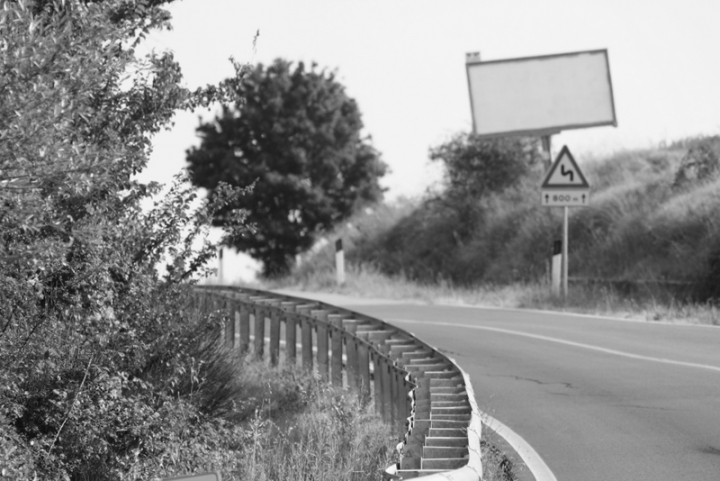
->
xmin=541 ymin=146 xmax=590 ymax=298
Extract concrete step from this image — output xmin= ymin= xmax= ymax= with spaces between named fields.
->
xmin=429 ymin=427 xmax=466 ymax=437
xmin=421 ymin=457 xmax=468 ymax=470
xmin=424 ymin=436 xmax=468 ymax=448
xmin=429 ymin=377 xmax=465 ymax=386
xmin=386 ymin=338 xmax=416 ymax=345
xmin=430 ymin=383 xmax=467 ymax=392
xmin=406 ymin=356 xmax=438 ymax=364
xmin=430 ymin=413 xmax=471 ymax=422
xmin=424 ymin=371 xmax=463 ymax=380
xmin=405 ymin=363 xmax=453 ymax=372
xmin=431 ymin=419 xmax=470 ymax=429
xmin=423 ymin=446 xmax=469 ymax=459
xmin=430 ymin=402 xmax=471 ymax=410
xmin=401 ymin=351 xmax=434 ymax=361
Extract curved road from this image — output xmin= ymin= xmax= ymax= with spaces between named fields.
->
xmin=276 ymin=291 xmax=720 ymax=481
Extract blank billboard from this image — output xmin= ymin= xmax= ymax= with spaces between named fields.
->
xmin=466 ymin=49 xmax=617 ymax=138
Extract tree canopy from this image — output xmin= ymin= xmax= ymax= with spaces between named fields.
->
xmin=187 ymin=58 xmax=387 ymax=277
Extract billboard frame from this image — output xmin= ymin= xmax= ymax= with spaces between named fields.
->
xmin=465 ymin=49 xmax=618 ymax=139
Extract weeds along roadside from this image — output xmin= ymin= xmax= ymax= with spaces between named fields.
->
xmin=267 ymin=260 xmax=719 ymax=326
xmin=2 ymin=317 xmax=398 ymax=480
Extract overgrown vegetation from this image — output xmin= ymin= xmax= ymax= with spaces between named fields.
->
xmin=276 ymin=134 xmax=720 ymax=323
xmin=2 ymin=0 xmax=247 ymax=478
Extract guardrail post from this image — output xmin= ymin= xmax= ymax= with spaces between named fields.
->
xmin=216 ymin=297 xmax=226 ymax=347
xmin=373 ymin=352 xmax=383 ymax=418
xmin=329 ymin=315 xmax=344 ymax=387
xmin=395 ymin=370 xmax=406 ymax=436
xmin=345 ymin=323 xmax=358 ymax=392
xmin=239 ymin=302 xmax=250 ymax=354
xmin=357 ymin=333 xmax=371 ymax=405
xmin=232 ymin=303 xmax=240 ymax=350
xmin=297 ymin=306 xmax=314 ymax=371
xmin=224 ymin=299 xmax=234 ymax=348
xmin=253 ymin=305 xmax=265 ymax=359
xmin=382 ymin=354 xmax=394 ymax=427
xmin=269 ymin=307 xmax=281 ymax=366
xmin=285 ymin=308 xmax=297 ymax=366
xmin=313 ymin=310 xmax=329 ymax=380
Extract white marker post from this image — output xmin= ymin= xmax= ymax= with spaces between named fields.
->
xmin=541 ymin=146 xmax=590 ymax=298
xmin=335 ymin=238 xmax=345 ymax=286
xmin=552 ymin=240 xmax=562 ymax=295
xmin=218 ymin=247 xmax=224 ymax=285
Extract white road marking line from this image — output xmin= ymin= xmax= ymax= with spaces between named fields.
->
xmin=482 ymin=412 xmax=558 ymax=481
xmin=389 ymin=318 xmax=720 ymax=373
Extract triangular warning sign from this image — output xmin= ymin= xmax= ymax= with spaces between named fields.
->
xmin=541 ymin=146 xmax=590 ymax=189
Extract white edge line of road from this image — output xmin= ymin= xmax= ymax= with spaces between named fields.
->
xmin=427 ymin=301 xmax=720 ymax=328
xmin=391 ymin=318 xmax=720 ymax=373
xmin=481 ymin=412 xmax=558 ymax=481
xmin=270 ymin=289 xmax=719 ymax=329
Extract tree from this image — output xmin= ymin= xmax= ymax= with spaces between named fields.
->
xmin=428 ymin=133 xmax=542 ymax=237
xmin=187 ymin=58 xmax=387 ymax=277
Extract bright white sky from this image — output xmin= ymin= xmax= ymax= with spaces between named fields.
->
xmin=140 ymin=0 xmax=720 ymax=200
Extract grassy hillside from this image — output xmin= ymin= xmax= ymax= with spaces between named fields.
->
xmin=281 ymin=135 xmax=720 ymax=309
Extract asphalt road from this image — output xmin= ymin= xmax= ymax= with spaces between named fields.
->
xmin=276 ymin=292 xmax=720 ymax=481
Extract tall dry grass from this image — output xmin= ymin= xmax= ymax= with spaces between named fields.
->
xmin=140 ymin=348 xmax=396 ymax=481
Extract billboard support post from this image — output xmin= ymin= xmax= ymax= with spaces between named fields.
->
xmin=541 ymin=135 xmax=552 ymax=170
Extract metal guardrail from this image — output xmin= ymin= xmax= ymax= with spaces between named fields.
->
xmin=192 ymin=286 xmax=483 ymax=480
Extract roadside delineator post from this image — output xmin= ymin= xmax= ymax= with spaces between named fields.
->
xmin=552 ymin=239 xmax=562 ymax=295
xmin=335 ymin=238 xmax=345 ymax=286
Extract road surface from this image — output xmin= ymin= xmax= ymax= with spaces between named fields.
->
xmin=276 ymin=291 xmax=720 ymax=481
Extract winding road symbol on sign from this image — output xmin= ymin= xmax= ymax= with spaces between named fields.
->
xmin=541 ymin=146 xmax=589 ymax=189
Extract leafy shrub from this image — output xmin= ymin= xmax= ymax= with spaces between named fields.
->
xmin=0 ymin=1 xmax=252 ymax=479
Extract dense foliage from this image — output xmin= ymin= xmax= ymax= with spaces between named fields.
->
xmin=342 ymin=135 xmax=542 ymax=283
xmin=0 ymin=0 xmax=253 ymax=478
xmin=186 ymin=59 xmax=387 ymax=278
xmin=290 ymin=134 xmax=720 ymax=303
